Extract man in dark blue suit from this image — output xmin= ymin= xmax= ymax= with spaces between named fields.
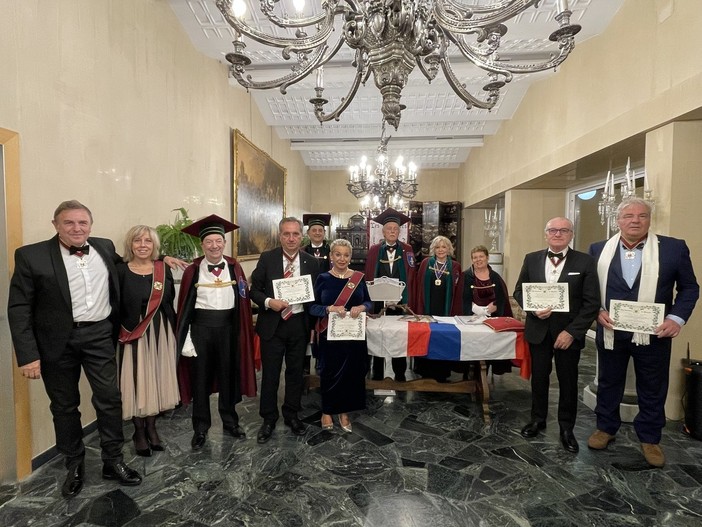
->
xmin=587 ymin=198 xmax=699 ymax=467
xmin=250 ymin=217 xmax=320 ymax=443
xmin=514 ymin=217 xmax=600 ymax=453
xmin=8 ymin=200 xmax=142 ymax=498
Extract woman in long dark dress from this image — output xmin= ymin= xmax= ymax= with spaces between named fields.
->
xmin=462 ymin=244 xmax=513 ymax=375
xmin=413 ymin=235 xmax=464 ymax=381
xmin=310 ymin=238 xmax=372 ymax=432
xmin=117 ymin=225 xmax=179 ymax=456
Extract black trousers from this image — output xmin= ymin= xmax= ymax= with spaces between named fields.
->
xmin=41 ymin=319 xmax=123 ymax=469
xmin=529 ymin=335 xmax=581 ymax=431
xmin=259 ymin=314 xmax=307 ymax=424
xmin=190 ymin=313 xmax=240 ymax=433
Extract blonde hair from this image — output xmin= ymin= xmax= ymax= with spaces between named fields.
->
xmin=123 ymin=225 xmax=160 ymax=262
xmin=429 ymin=236 xmax=454 ymax=257
xmin=329 ymin=238 xmax=352 ymax=252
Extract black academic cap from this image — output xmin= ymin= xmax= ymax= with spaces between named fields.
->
xmin=181 ymin=214 xmax=238 ymax=240
xmin=303 ymin=213 xmax=331 ymax=228
xmin=372 ymin=208 xmax=410 ymax=226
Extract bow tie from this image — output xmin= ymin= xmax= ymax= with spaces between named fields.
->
xmin=386 ymin=245 xmax=397 ymax=252
xmin=69 ymin=245 xmax=90 ymax=255
xmin=547 ymin=251 xmax=564 ymax=260
xmin=208 ymin=262 xmax=225 ymax=272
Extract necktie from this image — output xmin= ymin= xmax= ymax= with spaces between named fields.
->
xmin=70 ymin=245 xmax=89 ymax=257
xmin=281 ymin=252 xmax=297 ymax=320
xmin=208 ymin=262 xmax=225 ymax=277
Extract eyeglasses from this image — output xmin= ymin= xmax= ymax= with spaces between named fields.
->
xmin=545 ymin=228 xmax=572 ymax=235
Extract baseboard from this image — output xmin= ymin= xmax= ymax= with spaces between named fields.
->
xmin=31 ymin=420 xmax=98 ymax=471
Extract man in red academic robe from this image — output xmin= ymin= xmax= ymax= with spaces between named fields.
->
xmin=176 ymin=215 xmax=256 ymax=450
xmin=364 ymin=208 xmax=416 ymax=381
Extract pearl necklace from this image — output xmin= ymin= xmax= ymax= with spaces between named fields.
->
xmin=331 ymin=268 xmax=350 ymax=279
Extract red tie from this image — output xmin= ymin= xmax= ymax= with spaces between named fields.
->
xmin=281 ymin=252 xmax=297 ymax=320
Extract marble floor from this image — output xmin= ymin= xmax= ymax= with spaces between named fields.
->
xmin=2 ymin=346 xmax=702 ymax=527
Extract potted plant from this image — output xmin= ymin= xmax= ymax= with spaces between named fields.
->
xmin=156 ymin=208 xmax=203 ymax=261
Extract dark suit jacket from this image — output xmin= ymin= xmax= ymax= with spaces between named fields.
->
xmin=589 ymin=234 xmax=699 ymax=342
xmin=8 ymin=235 xmax=121 ymax=366
xmin=250 ymin=247 xmax=320 ymax=339
xmin=513 ymin=249 xmax=600 ymax=349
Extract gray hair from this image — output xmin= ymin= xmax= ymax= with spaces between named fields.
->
xmin=429 ymin=235 xmax=454 ymax=257
xmin=617 ymin=198 xmax=652 ymax=217
xmin=279 ymin=217 xmax=303 ymax=233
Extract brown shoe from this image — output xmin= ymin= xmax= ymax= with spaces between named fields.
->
xmin=641 ymin=443 xmax=665 ymax=467
xmin=587 ymin=430 xmax=615 ymax=450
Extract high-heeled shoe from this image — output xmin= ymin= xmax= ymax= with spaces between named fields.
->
xmin=339 ymin=415 xmax=352 ymax=433
xmin=321 ymin=415 xmax=334 ymax=431
xmin=145 ymin=418 xmax=164 ymax=451
xmin=132 ymin=434 xmax=152 ymax=457
xmin=148 ymin=440 xmax=165 ymax=452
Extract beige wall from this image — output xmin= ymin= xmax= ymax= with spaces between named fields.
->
xmin=0 ymin=0 xmax=310 ymax=463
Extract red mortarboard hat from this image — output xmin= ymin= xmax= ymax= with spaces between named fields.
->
xmin=181 ymin=214 xmax=238 ymax=240
xmin=372 ymin=207 xmax=410 ymax=226
xmin=303 ymin=213 xmax=331 ymax=228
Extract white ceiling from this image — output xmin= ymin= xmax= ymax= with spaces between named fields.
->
xmin=169 ymin=0 xmax=624 ymax=171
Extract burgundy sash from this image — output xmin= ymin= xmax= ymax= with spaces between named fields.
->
xmin=316 ymin=271 xmax=364 ymax=335
xmin=119 ymin=260 xmax=166 ymax=344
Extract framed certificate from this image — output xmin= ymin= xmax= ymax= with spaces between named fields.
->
xmin=272 ymin=274 xmax=314 ymax=304
xmin=610 ymin=300 xmax=665 ymax=334
xmin=327 ymin=312 xmax=366 ymax=341
xmin=522 ymin=283 xmax=569 ymax=312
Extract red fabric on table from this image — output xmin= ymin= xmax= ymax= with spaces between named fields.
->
xmin=407 ymin=322 xmax=431 ymax=356
xmin=512 ymin=332 xmax=531 ymax=379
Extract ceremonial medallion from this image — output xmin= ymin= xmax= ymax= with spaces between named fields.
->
xmin=625 ymin=251 xmax=636 ymax=260
xmin=76 ymin=259 xmax=87 ymax=269
xmin=435 ymin=279 xmax=442 ymax=286
xmin=153 ymin=281 xmax=163 ymax=290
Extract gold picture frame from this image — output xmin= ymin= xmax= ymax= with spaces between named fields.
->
xmin=232 ymin=129 xmax=287 ymax=260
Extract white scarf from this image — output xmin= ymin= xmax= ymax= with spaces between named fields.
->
xmin=597 ymin=232 xmax=659 ymax=349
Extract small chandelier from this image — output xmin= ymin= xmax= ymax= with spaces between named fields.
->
xmin=216 ymin=0 xmax=582 ymax=130
xmin=598 ymin=157 xmax=655 ymax=234
xmin=348 ymin=121 xmax=418 ymax=213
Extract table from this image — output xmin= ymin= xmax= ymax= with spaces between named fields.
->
xmin=365 ymin=316 xmax=529 ymax=419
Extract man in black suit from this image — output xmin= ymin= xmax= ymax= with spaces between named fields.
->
xmin=8 ymin=200 xmax=142 ymax=498
xmin=250 ymin=217 xmax=320 ymax=443
xmin=513 ymin=217 xmax=600 ymax=453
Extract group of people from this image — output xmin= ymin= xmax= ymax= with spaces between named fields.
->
xmin=7 ymin=196 xmax=698 ymax=501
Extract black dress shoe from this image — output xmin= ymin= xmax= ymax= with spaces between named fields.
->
xmin=102 ymin=462 xmax=142 ymax=486
xmin=560 ymin=430 xmax=580 ymax=453
xmin=520 ymin=421 xmax=546 ymax=438
xmin=191 ymin=432 xmax=207 ymax=450
xmin=224 ymin=424 xmax=246 ymax=439
xmin=257 ymin=423 xmax=274 ymax=444
xmin=284 ymin=417 xmax=306 ymax=436
xmin=61 ymin=464 xmax=84 ymax=498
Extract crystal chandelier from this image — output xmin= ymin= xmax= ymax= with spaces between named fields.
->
xmin=348 ymin=121 xmax=418 ymax=213
xmin=598 ymin=158 xmax=655 ymax=234
xmin=216 ymin=0 xmax=582 ymax=130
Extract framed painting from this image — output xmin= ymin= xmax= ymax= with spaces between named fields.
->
xmin=232 ymin=129 xmax=286 ymax=259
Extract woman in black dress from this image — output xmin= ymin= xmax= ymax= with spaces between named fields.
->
xmin=462 ymin=245 xmax=513 ymax=375
xmin=117 ymin=225 xmax=179 ymax=456
xmin=310 ymin=239 xmax=372 ymax=432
